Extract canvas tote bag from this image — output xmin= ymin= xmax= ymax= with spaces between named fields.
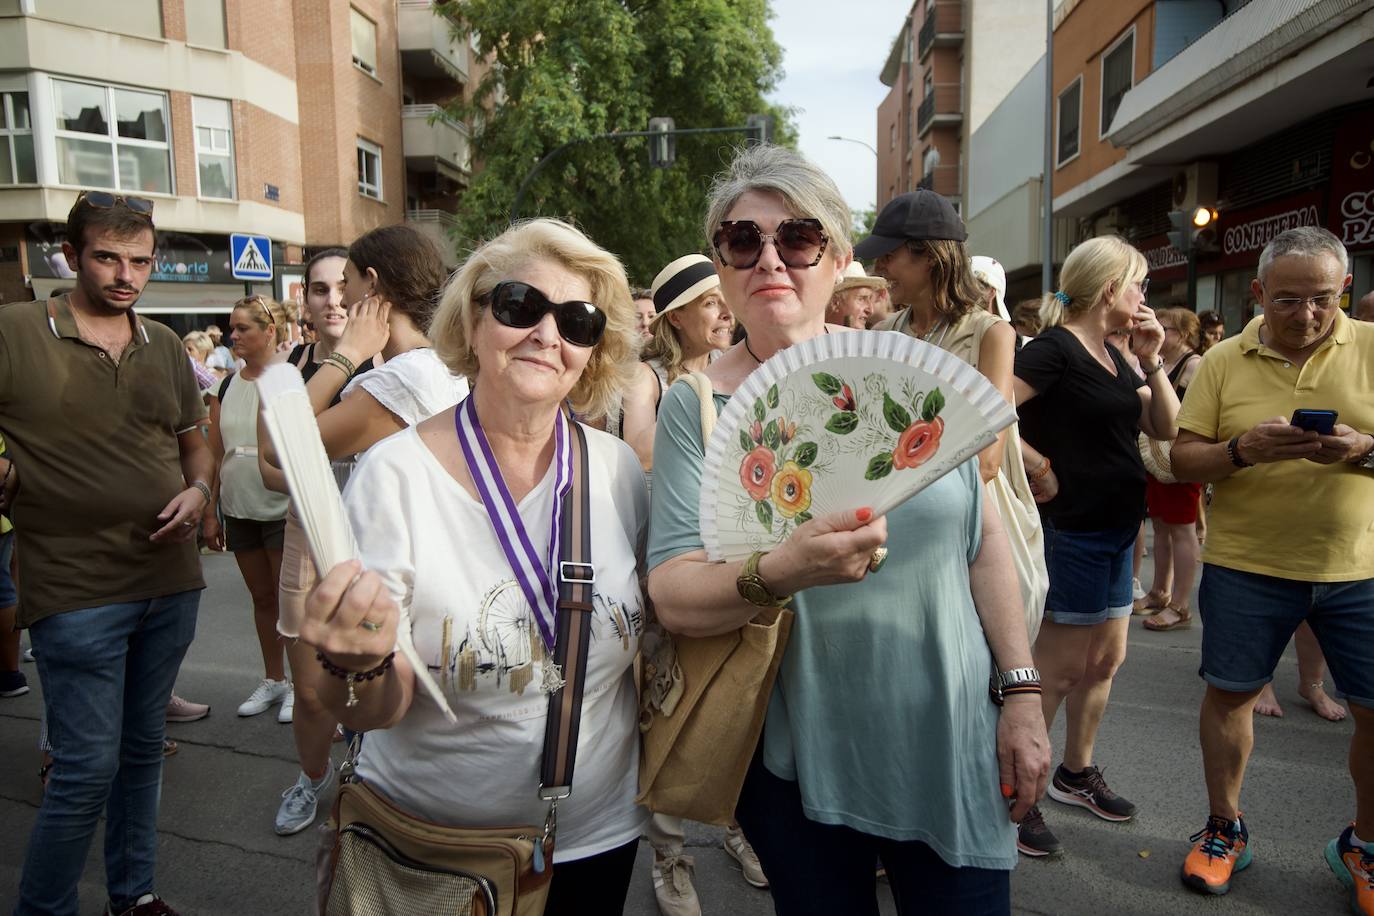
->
xmin=636 ymin=371 xmax=794 ymax=826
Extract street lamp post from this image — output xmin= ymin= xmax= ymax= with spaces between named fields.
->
xmin=826 ymin=135 xmax=879 ymax=158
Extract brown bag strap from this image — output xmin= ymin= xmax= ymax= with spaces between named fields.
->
xmin=539 ymin=420 xmax=593 ymax=799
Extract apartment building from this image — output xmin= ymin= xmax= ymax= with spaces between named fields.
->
xmin=0 ymin=0 xmax=476 ymax=329
xmin=1050 ymin=0 xmax=1374 ymax=328
xmin=875 ymin=0 xmax=1065 ymax=302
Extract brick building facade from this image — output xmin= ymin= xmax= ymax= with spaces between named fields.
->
xmin=0 ymin=0 xmax=475 ymax=329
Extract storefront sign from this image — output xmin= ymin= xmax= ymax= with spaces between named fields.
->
xmin=1138 ymin=238 xmax=1186 ymax=277
xmin=1208 ymin=190 xmax=1325 ymax=273
xmin=24 ymin=222 xmax=236 ymax=284
xmin=1329 ymin=106 xmax=1374 ymax=251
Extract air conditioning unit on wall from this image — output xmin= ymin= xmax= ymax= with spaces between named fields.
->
xmin=1094 ymin=206 xmax=1126 ymax=237
xmin=1172 ymin=162 xmax=1218 ymax=213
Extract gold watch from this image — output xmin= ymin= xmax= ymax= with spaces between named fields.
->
xmin=736 ymin=551 xmax=792 ymax=608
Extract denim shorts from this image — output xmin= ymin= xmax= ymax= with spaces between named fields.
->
xmin=224 ymin=515 xmax=286 ymax=553
xmin=0 ymin=530 xmax=15 ymax=607
xmin=1042 ymin=521 xmax=1138 ymax=626
xmin=1198 ymin=564 xmax=1374 ymax=708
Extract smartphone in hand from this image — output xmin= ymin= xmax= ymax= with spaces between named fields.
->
xmin=1291 ymin=409 xmax=1338 ymax=435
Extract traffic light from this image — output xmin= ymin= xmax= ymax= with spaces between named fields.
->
xmin=1168 ymin=207 xmax=1218 ymax=254
xmin=1167 ymin=209 xmax=1195 ymax=254
xmin=745 ymin=114 xmax=773 ymax=146
xmin=648 ymin=117 xmax=676 ymax=168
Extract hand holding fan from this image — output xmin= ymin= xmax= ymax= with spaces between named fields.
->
xmin=699 ymin=330 xmax=1016 ymax=562
xmin=256 ymin=364 xmax=456 ymax=723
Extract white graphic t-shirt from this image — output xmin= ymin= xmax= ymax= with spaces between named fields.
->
xmin=346 ymin=423 xmax=649 ymax=863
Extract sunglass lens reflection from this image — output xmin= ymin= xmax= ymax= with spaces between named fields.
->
xmin=714 ymin=220 xmax=826 ymax=269
xmin=491 ymin=282 xmax=605 ymax=347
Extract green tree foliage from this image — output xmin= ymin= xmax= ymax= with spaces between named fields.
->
xmin=438 ymin=0 xmax=795 ymax=284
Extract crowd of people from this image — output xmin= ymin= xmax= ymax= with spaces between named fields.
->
xmin=0 ymin=141 xmax=1371 ymax=916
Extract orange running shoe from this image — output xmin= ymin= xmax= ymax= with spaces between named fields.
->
xmin=1182 ymin=814 xmax=1252 ymax=895
xmin=1325 ymin=824 xmax=1373 ymax=915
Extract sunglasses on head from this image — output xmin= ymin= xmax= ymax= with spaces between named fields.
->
xmin=712 ymin=218 xmax=828 ymax=270
xmin=485 ymin=281 xmax=606 ymax=348
xmin=77 ymin=190 xmax=154 ymax=218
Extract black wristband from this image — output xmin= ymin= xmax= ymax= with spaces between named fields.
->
xmin=1227 ymin=436 xmax=1252 ymax=468
xmin=316 ymin=650 xmax=394 ymax=680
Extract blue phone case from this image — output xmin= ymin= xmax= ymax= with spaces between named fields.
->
xmin=1291 ymin=410 xmax=1337 ymax=435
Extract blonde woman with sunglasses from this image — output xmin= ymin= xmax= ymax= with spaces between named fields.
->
xmin=204 ymin=296 xmax=293 ymax=720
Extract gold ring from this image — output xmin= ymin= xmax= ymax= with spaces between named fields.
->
xmin=868 ymin=546 xmax=889 ymax=573
xmin=359 ymin=620 xmax=382 ymax=632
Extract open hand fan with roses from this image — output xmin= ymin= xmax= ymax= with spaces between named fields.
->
xmin=699 ymin=330 xmax=1017 ymax=562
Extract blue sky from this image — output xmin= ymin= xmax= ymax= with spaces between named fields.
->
xmin=769 ymin=0 xmax=904 ymax=217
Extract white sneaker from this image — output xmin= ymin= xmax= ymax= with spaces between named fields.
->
xmin=651 ymin=852 xmax=700 ymax=916
xmin=237 ymin=678 xmax=289 ymax=717
xmin=275 ymin=767 xmax=333 ymax=836
xmin=1132 ymin=577 xmax=1146 ymax=601
xmin=277 ymin=686 xmax=295 ymax=724
xmin=724 ymin=825 xmax=768 ymax=888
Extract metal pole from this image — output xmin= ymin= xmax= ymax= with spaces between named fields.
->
xmin=508 ymin=125 xmax=762 ymax=223
xmin=1041 ymin=0 xmax=1054 ymax=295
xmin=1186 ymin=249 xmax=1198 ymax=309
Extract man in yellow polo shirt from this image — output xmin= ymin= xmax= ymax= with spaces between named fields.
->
xmin=1171 ymin=227 xmax=1374 ymax=913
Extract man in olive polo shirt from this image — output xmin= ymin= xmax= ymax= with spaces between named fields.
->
xmin=1170 ymin=227 xmax=1374 ymax=911
xmin=2 ymin=192 xmax=213 ymax=916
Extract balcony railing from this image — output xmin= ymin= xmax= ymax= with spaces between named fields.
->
xmin=918 ymin=1 xmax=964 ymax=60
xmin=404 ymin=209 xmax=459 ymax=260
xmin=916 ymin=83 xmax=963 ymax=137
xmin=402 ymin=105 xmax=471 ymax=183
xmin=918 ymin=165 xmax=960 ymax=197
xmin=397 ymin=0 xmax=468 ymax=84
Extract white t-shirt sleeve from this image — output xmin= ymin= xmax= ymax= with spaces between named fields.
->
xmin=599 ymin=429 xmax=649 ymax=568
xmin=343 ymin=349 xmax=469 ymax=427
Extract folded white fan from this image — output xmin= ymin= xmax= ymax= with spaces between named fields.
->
xmin=699 ymin=330 xmax=1017 ymax=562
xmin=256 ymin=364 xmax=456 ymax=723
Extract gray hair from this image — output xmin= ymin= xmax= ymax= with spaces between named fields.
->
xmin=703 ymin=145 xmax=853 ymax=261
xmin=1257 ymin=226 xmax=1349 ymax=282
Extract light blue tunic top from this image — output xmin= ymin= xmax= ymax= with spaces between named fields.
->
xmin=647 ymin=380 xmax=1016 ymax=870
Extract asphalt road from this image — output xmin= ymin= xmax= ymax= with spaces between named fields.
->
xmin=0 ymin=549 xmax=1357 ymax=915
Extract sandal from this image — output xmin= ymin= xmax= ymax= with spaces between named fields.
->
xmin=162 ymin=738 xmax=179 ymax=758
xmin=1143 ymin=604 xmax=1191 ymax=630
xmin=1132 ymin=589 xmax=1170 ymax=615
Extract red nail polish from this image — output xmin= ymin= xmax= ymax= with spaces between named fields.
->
xmin=1000 ymin=783 xmax=1014 ymax=798
xmin=856 ymin=507 xmax=873 ymax=523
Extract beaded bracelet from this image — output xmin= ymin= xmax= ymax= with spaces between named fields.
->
xmin=190 ymin=480 xmax=212 ymax=505
xmin=317 ymin=650 xmax=395 ymax=707
xmin=1029 ymin=457 xmax=1052 ymax=482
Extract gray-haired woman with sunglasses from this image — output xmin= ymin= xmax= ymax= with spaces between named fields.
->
xmin=646 ymin=145 xmax=1048 ymax=916
xmin=299 ymin=219 xmax=651 ymax=914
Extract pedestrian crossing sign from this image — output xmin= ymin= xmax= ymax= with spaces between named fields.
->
xmin=230 ymin=233 xmax=273 ymax=281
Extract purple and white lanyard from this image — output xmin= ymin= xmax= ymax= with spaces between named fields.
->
xmin=455 ymin=393 xmax=572 ymax=689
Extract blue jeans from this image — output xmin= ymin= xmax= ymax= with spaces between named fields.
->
xmin=1198 ymin=564 xmax=1374 ymax=708
xmin=1042 ymin=521 xmax=1138 ymax=626
xmin=734 ymin=748 xmax=1010 ymax=915
xmin=15 ymin=590 xmax=200 ymax=916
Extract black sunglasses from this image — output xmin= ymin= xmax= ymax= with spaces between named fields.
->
xmin=712 ymin=219 xmax=828 ymax=270
xmin=77 ymin=190 xmax=155 ymax=218
xmin=486 ymin=281 xmax=606 ymax=348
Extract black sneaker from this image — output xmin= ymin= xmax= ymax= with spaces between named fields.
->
xmin=0 ymin=669 xmax=28 ymax=698
xmin=1017 ymin=804 xmax=1064 ymax=858
xmin=1048 ymin=765 xmax=1137 ymax=822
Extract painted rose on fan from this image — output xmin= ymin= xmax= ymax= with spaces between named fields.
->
xmin=893 ymin=416 xmax=944 ymax=469
xmin=740 ymin=446 xmax=776 ymax=501
xmin=770 ymin=461 xmax=813 ymax=519
xmin=735 ymin=383 xmax=819 ymax=533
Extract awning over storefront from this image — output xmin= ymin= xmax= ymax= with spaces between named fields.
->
xmin=29 ymin=279 xmax=266 ymax=314
xmin=1106 ymin=0 xmax=1369 ymax=149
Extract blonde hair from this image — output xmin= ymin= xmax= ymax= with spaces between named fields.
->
xmin=431 ymin=218 xmax=638 ymax=421
xmin=233 ymin=295 xmax=290 ymax=345
xmin=703 ymin=144 xmax=853 ymax=262
xmin=1158 ymin=306 xmax=1201 ymax=351
xmin=1040 ymin=236 xmax=1148 ymax=329
xmin=641 ymin=290 xmax=725 ymax=386
xmin=182 ymin=330 xmax=213 ymax=358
